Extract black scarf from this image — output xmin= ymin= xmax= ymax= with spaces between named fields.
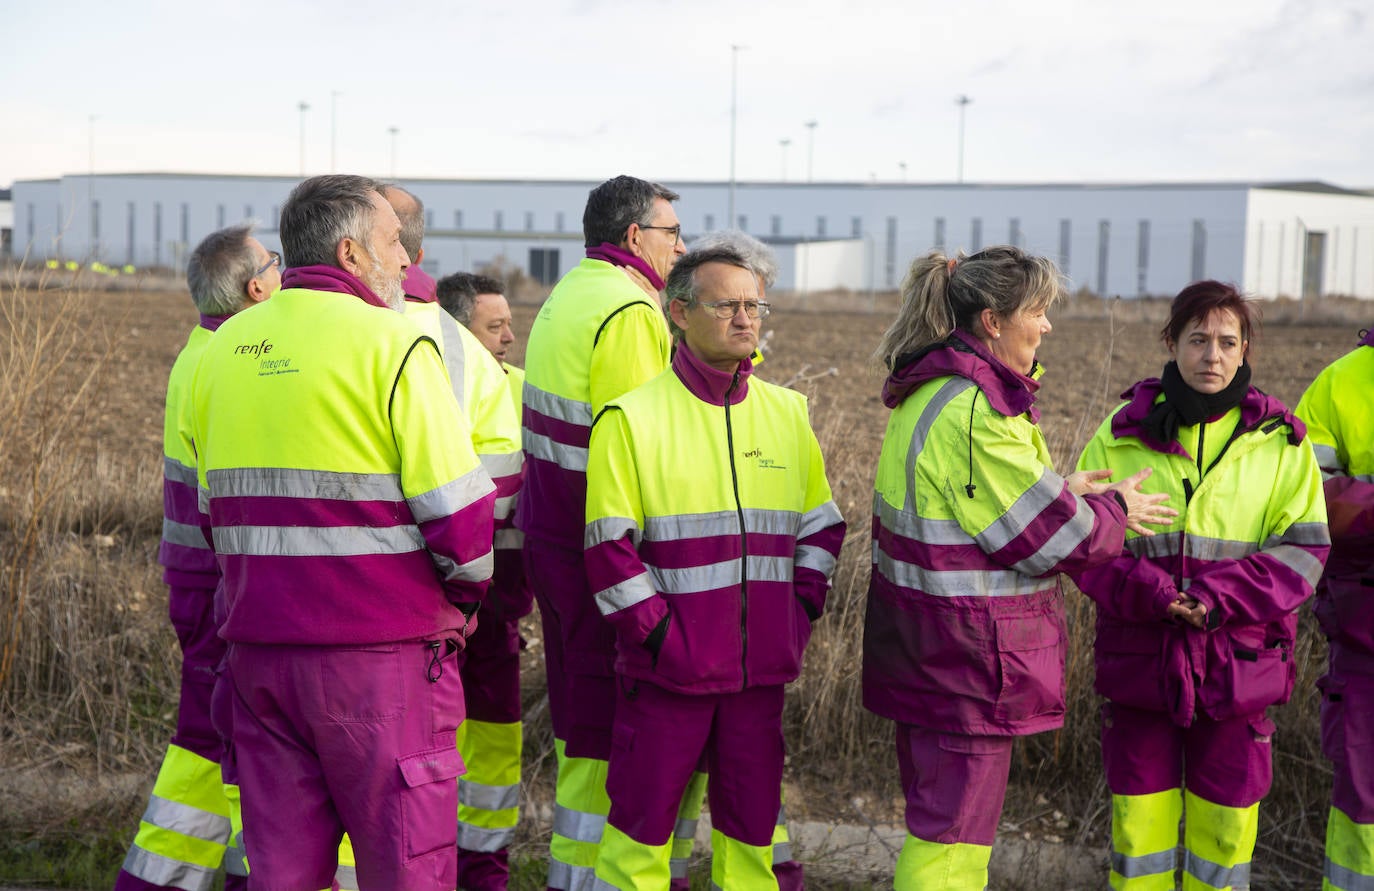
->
xmin=1142 ymin=360 xmax=1252 ymax=446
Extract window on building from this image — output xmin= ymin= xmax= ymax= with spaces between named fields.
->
xmin=704 ymin=214 xmax=715 ymax=231
xmin=494 ymin=210 xmax=504 ymax=231
xmin=244 ymin=205 xmax=253 ymax=222
xmin=555 ymin=211 xmax=565 ymax=232
xmin=970 ymin=218 xmax=983 ymax=252
xmin=885 ymin=216 xmax=898 ymax=287
xmin=816 ymin=216 xmax=827 ymax=238
xmin=1190 ymin=219 xmax=1207 ymax=281
xmin=1009 ymin=217 xmax=1022 ymax=248
xmin=154 ymin=203 xmax=164 ymax=266
xmin=181 ymin=203 xmax=190 ymax=246
xmin=454 ymin=210 xmax=464 ymax=229
xmin=738 ymin=215 xmax=748 ymax=232
xmin=425 ymin=210 xmax=434 ymax=229
xmin=1096 ymin=220 xmax=1111 ymax=297
xmin=127 ymin=202 xmax=136 ymax=265
xmin=934 ymin=217 xmax=946 ymax=251
xmin=1058 ymin=219 xmax=1071 ymax=276
xmin=91 ymin=201 xmax=100 ymax=245
xmin=271 ymin=206 xmax=279 ymax=229
xmin=771 ymin=215 xmax=782 ymax=237
xmin=27 ymin=203 xmax=35 ymax=241
xmin=1136 ymin=219 xmax=1150 ymax=297
xmin=529 ymin=247 xmax=560 ymax=285
xmin=217 ymin=204 xmax=225 ymax=229
xmin=851 ymin=216 xmax=863 ymax=238
xmin=525 ymin=211 xmax=535 ymax=231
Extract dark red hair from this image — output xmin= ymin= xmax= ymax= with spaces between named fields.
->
xmin=1160 ymin=280 xmax=1257 ymax=346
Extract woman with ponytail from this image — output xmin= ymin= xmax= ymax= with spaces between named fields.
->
xmin=863 ymin=246 xmax=1175 ymax=890
xmin=1072 ymin=281 xmax=1330 ymax=890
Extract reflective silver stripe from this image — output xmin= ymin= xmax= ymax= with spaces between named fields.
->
xmin=214 ymin=524 xmax=425 ymax=557
xmin=876 ymin=494 xmax=976 ymax=546
xmin=457 ymin=821 xmax=516 ymax=852
xmin=164 ymin=456 xmax=199 ymax=486
xmin=875 ymin=550 xmax=1047 ymax=598
xmin=903 ymin=377 xmax=976 ymax=512
xmin=552 ymin=803 xmax=607 ymax=844
xmin=798 ymin=500 xmax=843 ymax=540
xmin=773 ymin=841 xmax=794 ymax=864
xmin=595 ymin=572 xmax=657 ymax=615
xmin=675 ymin=816 xmax=699 ymax=839
xmin=1111 ymin=847 xmax=1177 ymax=878
xmin=1183 ymin=850 xmax=1250 ymax=888
xmin=1128 ymin=532 xmax=1256 ymax=562
xmin=162 ymin=518 xmax=211 ymax=550
xmin=438 ymin=312 xmax=468 ymax=410
xmin=525 ymin=429 xmax=589 ymax=472
xmin=1326 ymin=856 xmax=1374 ymax=890
xmin=975 ymin=468 xmax=1062 ymax=554
xmin=494 ymin=527 xmax=525 ymax=551
xmin=586 ymin=516 xmax=643 ymax=549
xmin=1268 ymin=521 xmax=1332 ymax=547
xmin=587 ymin=871 xmax=620 ymax=891
xmin=121 ymin=846 xmax=217 ymax=891
xmin=480 ymin=450 xmax=525 ymax=480
xmin=1359 ymin=473 xmax=1374 ymax=484
xmin=1310 ymin=443 xmax=1340 ymax=473
xmin=652 ymin=555 xmax=793 ymax=594
xmin=1008 ymin=493 xmax=1094 ymax=578
xmin=408 ymin=467 xmax=496 ymax=524
xmin=198 ymin=485 xmax=209 ymax=513
xmin=795 ymin=543 xmax=837 ymax=578
xmin=206 ymin=466 xmax=404 ymax=501
xmin=525 ymin=383 xmax=593 ymax=427
xmin=643 ymin=508 xmax=800 ymax=541
xmin=434 ymin=547 xmax=494 ymax=584
xmin=1266 ymin=543 xmax=1328 ymax=588
xmin=141 ymin=793 xmax=232 ymax=842
xmin=224 ymin=830 xmax=248 ymax=877
xmin=494 ymin=493 xmax=517 ymax=522
xmin=670 ymin=858 xmax=689 ymax=879
xmin=459 ymin=777 xmax=520 ymax=812
xmin=335 ymin=864 xmax=359 ymax=890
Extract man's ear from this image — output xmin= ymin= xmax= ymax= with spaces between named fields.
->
xmin=667 ymin=297 xmax=689 ymax=330
xmin=245 ymin=277 xmax=271 ymax=304
xmin=336 ymin=237 xmax=360 ymax=275
xmin=622 ymin=225 xmax=645 ymax=259
xmin=415 ymin=246 xmax=424 ymax=264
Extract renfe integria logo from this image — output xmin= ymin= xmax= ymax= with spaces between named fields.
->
xmin=234 ymin=339 xmax=273 ymax=357
xmin=234 ymin=339 xmax=298 ymax=376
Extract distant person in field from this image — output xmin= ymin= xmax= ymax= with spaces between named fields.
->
xmin=188 ymin=174 xmax=495 ymax=891
xmin=863 ymin=246 xmax=1176 ymax=891
xmin=114 ymin=223 xmax=278 ymax=891
xmin=1295 ymin=328 xmax=1374 ymax=888
xmin=435 ymin=269 xmax=532 ymax=891
xmin=1074 ymin=281 xmax=1329 ymax=890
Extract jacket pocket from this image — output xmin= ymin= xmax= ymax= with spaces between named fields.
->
xmin=1204 ymin=639 xmax=1290 ymax=721
xmin=397 ymin=745 xmax=463 ymax=860
xmin=1093 ymin=623 xmax=1170 ymax=713
xmin=992 ymin=611 xmax=1065 ymax=724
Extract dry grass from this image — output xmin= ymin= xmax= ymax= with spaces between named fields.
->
xmin=3 ymin=268 xmax=1370 ymax=887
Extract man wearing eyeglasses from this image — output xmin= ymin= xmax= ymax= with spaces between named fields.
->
xmin=115 ymin=224 xmax=278 ymax=891
xmin=584 ymin=243 xmax=846 ymax=890
xmin=518 ymin=174 xmax=685 ymax=890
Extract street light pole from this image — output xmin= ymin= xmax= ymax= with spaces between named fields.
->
xmin=331 ymin=90 xmax=341 ymax=173
xmin=298 ymin=101 xmax=310 ymax=176
xmin=804 ymin=120 xmax=818 ymax=182
xmin=388 ymin=126 xmax=399 ymax=180
xmin=956 ymin=95 xmax=972 ymax=183
xmin=728 ymin=44 xmax=745 ymax=229
xmin=779 ymin=138 xmax=791 ymax=181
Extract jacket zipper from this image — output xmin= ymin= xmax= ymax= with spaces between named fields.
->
xmin=724 ymin=369 xmax=748 ymax=690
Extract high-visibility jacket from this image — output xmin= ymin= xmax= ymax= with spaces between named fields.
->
xmin=518 ymin=258 xmax=672 ymax=552
xmin=190 ymin=285 xmax=495 ymax=645
xmin=160 ymin=316 xmax=224 ymax=591
xmin=1075 ymin=380 xmax=1330 ymax=725
xmin=1295 ymin=329 xmax=1374 ymax=664
xmin=863 ymin=332 xmax=1129 ymax=736
xmin=495 ymin=363 xmax=532 ymax=619
xmin=584 ymin=342 xmax=845 ymax=694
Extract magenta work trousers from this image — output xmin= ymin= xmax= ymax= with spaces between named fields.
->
xmin=895 ymin=724 xmax=1014 ymax=845
xmin=227 ymin=639 xmax=465 ymax=891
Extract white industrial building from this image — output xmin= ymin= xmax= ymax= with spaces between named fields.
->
xmin=9 ymin=173 xmax=1374 ymax=299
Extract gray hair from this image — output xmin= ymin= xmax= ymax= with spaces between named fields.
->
xmin=663 ymin=244 xmax=753 ymax=339
xmin=382 ymin=184 xmax=425 ymax=262
xmin=874 ymin=245 xmax=1064 ymax=370
xmin=688 ymin=230 xmax=777 ymax=288
xmin=186 ymin=223 xmax=258 ymax=316
xmin=582 ymin=175 xmax=680 ymax=248
xmin=280 ymin=174 xmax=384 ymax=269
xmin=436 ymin=272 xmax=504 ymax=326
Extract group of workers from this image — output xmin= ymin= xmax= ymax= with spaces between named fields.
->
xmin=107 ymin=171 xmax=1369 ymax=891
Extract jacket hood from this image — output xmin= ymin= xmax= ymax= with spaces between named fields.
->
xmin=1112 ymin=377 xmax=1306 ymax=454
xmin=882 ymin=329 xmax=1041 ymax=422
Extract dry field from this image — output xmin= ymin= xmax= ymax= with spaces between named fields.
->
xmin=1 ymin=269 xmax=1369 ymax=887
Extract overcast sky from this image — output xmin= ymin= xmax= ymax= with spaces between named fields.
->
xmin=3 ymin=0 xmax=1371 ymax=189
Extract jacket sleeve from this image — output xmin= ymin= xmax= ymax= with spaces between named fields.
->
xmin=1068 ymin=422 xmax=1181 ymax=622
xmin=588 ymin=303 xmax=672 ymax=416
xmin=584 ymin=406 xmax=669 ymax=645
xmin=944 ymin=404 xmax=1127 ymax=579
xmin=1186 ymin=437 xmax=1330 ymax=628
xmin=1296 ymin=371 xmax=1374 ymax=545
xmin=163 ymin=363 xmax=218 ymax=588
xmin=793 ymin=415 xmax=845 ymax=622
xmin=393 ymin=338 xmax=496 ymax=608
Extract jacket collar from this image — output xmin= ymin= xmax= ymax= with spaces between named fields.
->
xmin=1111 ymin=377 xmax=1306 ymax=452
xmin=1361 ymin=327 xmax=1374 ymax=348
xmin=585 ymin=242 xmax=665 ymax=292
xmin=673 ymin=341 xmax=751 ymax=406
xmin=199 ymin=312 xmax=232 ymax=332
xmin=881 ymin=329 xmax=1040 ymax=421
xmin=280 ymin=265 xmax=389 ymax=309
xmin=402 ymin=264 xmax=437 ymax=303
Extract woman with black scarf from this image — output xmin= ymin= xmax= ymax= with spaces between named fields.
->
xmin=1071 ymin=280 xmax=1330 ymax=890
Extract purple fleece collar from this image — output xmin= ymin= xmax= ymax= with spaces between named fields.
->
xmin=1111 ymin=377 xmax=1306 ymax=454
xmin=199 ymin=313 xmax=232 ymax=332
xmin=881 ymin=329 xmax=1040 ymax=421
xmin=402 ymin=265 xmax=437 ymax=303
xmin=673 ymin=341 xmax=752 ymax=406
xmin=586 ymin=242 xmax=665 ymax=292
xmin=1361 ymin=328 xmax=1374 ymax=348
xmin=281 ymin=265 xmax=390 ymax=310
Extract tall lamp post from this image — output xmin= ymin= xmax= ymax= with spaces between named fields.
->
xmin=388 ymin=126 xmax=399 ymax=180
xmin=779 ymin=138 xmax=791 ymax=181
xmin=727 ymin=44 xmax=746 ymax=229
xmin=298 ymin=101 xmax=310 ymax=176
xmin=956 ymin=94 xmax=972 ymax=183
xmin=804 ymin=120 xmax=818 ymax=182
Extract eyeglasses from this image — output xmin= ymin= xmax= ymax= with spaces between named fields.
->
xmin=253 ymin=251 xmax=282 ymax=277
xmin=639 ymin=224 xmax=682 ymax=246
xmin=697 ymin=299 xmax=770 ymax=320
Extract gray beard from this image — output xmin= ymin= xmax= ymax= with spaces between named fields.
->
xmin=362 ymin=246 xmax=407 ymax=312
